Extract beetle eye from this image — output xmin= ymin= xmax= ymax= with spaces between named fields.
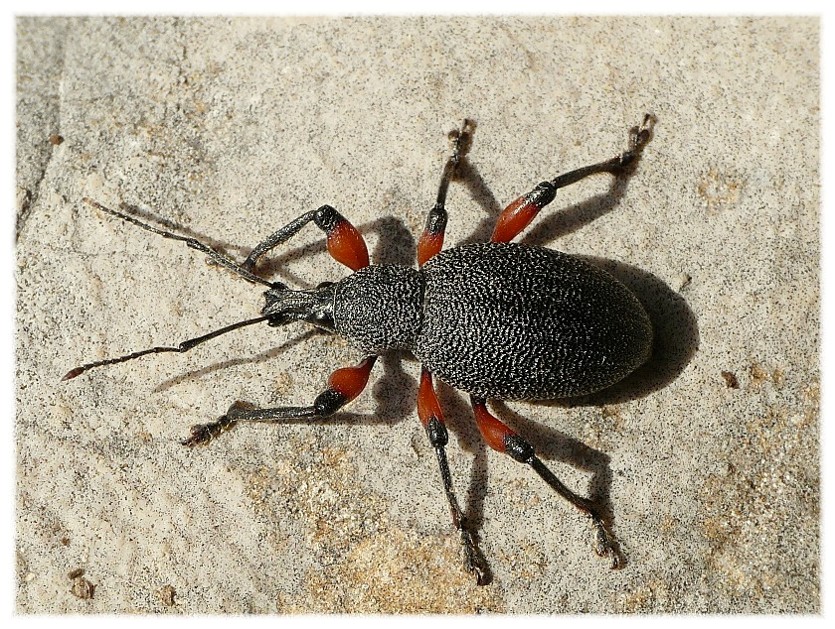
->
xmin=267 ymin=314 xmax=289 ymax=327
xmin=316 ymin=281 xmax=334 ymax=289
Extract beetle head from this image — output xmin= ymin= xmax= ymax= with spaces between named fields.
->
xmin=262 ymin=281 xmax=336 ymax=331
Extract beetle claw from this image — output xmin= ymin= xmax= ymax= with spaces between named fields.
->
xmin=471 ymin=563 xmax=489 ymax=586
xmin=458 ymin=526 xmax=491 ymax=585
xmin=592 ymin=520 xmax=624 ymax=570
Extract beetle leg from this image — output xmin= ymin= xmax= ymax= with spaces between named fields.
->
xmin=470 ymin=396 xmax=623 ymax=569
xmin=491 ymin=114 xmax=654 ymax=243
xmin=417 ymin=368 xmax=490 ymax=584
xmin=417 ymin=119 xmax=476 ymax=266
xmin=181 ymin=356 xmax=377 ymax=446
xmin=243 ymin=204 xmax=370 ymax=273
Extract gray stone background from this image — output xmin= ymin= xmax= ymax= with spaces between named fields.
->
xmin=16 ymin=17 xmax=819 ymax=613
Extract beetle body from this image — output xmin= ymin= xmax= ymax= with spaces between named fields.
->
xmin=69 ymin=116 xmax=656 ymax=581
xmin=326 ymin=242 xmax=652 ymax=400
xmin=417 ymin=242 xmax=652 ymax=398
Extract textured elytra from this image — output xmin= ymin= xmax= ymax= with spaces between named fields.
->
xmin=332 ymin=242 xmax=652 ymax=400
xmin=414 ymin=243 xmax=652 ymax=399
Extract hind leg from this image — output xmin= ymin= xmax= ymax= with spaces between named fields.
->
xmin=470 ymin=396 xmax=623 ymax=569
xmin=491 ymin=114 xmax=654 ymax=243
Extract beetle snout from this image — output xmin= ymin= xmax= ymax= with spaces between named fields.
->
xmin=261 ymin=282 xmax=336 ymax=330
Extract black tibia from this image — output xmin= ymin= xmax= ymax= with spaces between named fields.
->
xmin=242 ymin=204 xmax=348 ymax=270
xmin=182 ymin=356 xmax=378 ymax=447
xmin=81 ymin=198 xmax=272 ymax=287
xmin=505 ymin=433 xmax=622 ymax=569
xmin=181 ymin=390 xmax=347 ymax=447
xmin=490 ymin=115 xmax=654 ymax=244
xmin=526 ymin=455 xmax=623 ymax=569
xmin=423 ymin=119 xmax=476 ymax=239
xmin=425 ymin=417 xmax=490 ymax=585
xmin=472 ymin=396 xmax=623 ymax=569
xmin=549 ymin=113 xmax=654 ymax=192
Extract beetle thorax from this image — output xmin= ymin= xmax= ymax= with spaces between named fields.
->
xmin=332 ymin=265 xmax=424 ymax=354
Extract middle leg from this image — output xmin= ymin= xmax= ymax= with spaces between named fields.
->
xmin=417 ymin=119 xmax=476 ymax=266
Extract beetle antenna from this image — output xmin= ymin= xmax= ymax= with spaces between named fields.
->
xmin=82 ymin=198 xmax=274 ymax=288
xmin=62 ymin=315 xmax=270 ymax=381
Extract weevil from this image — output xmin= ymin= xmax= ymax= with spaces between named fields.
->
xmin=65 ymin=116 xmax=654 ymax=583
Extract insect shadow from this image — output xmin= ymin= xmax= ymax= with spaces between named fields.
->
xmin=131 ymin=136 xmax=696 ymax=580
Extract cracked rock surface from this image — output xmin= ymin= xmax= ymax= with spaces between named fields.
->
xmin=16 ymin=17 xmax=819 ymax=613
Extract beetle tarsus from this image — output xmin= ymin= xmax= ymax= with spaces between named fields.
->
xmin=618 ymin=112 xmax=655 ymax=170
xmin=591 ymin=516 xmax=623 ymax=569
xmin=181 ymin=412 xmax=238 ymax=447
xmin=448 ymin=118 xmax=475 ymax=161
xmin=459 ymin=525 xmax=490 ymax=585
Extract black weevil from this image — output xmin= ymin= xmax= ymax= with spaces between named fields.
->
xmin=65 ymin=116 xmax=654 ymax=583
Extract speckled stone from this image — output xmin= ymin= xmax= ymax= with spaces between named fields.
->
xmin=15 ymin=16 xmax=818 ymax=613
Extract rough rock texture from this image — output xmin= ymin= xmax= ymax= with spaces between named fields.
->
xmin=16 ymin=17 xmax=818 ymax=613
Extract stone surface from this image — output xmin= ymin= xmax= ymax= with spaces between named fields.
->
xmin=16 ymin=16 xmax=819 ymax=613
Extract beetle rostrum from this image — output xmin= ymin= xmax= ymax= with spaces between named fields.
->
xmin=66 ymin=115 xmax=654 ymax=584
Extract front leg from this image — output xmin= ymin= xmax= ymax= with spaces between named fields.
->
xmin=243 ymin=204 xmax=370 ymax=274
xmin=182 ymin=356 xmax=377 ymax=446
